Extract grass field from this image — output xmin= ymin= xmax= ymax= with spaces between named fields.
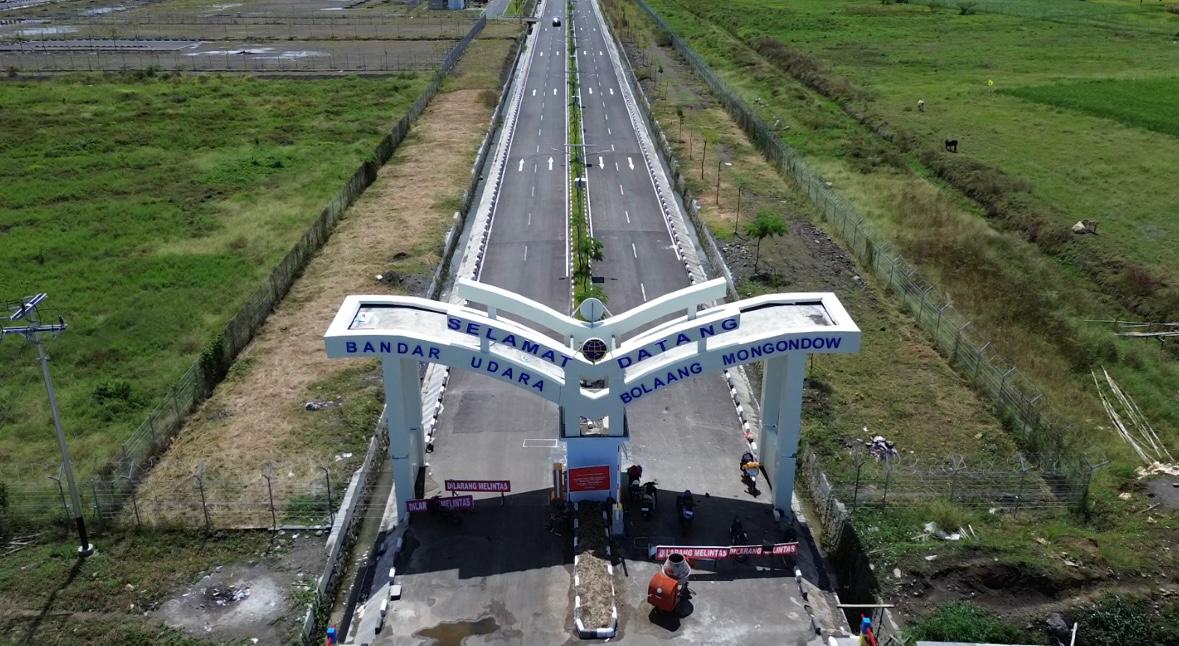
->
xmin=606 ymin=0 xmax=1179 ymax=638
xmin=0 ymin=73 xmax=427 ymax=481
xmin=640 ymin=0 xmax=1179 ymax=485
xmin=1005 ymin=76 xmax=1179 ymax=138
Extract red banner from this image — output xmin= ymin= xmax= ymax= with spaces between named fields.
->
xmin=653 ymin=542 xmax=798 ymax=561
xmin=406 ymin=495 xmax=474 ymax=513
xmin=567 ymin=465 xmax=611 ymax=492
xmin=444 ymin=479 xmax=511 ymax=493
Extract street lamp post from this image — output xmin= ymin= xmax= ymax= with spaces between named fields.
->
xmin=2 ymin=294 xmax=94 ymax=557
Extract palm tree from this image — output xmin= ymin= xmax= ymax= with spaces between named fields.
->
xmin=745 ymin=210 xmax=786 ymax=274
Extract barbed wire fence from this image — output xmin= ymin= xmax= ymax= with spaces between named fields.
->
xmin=631 ymin=0 xmax=1096 ymax=499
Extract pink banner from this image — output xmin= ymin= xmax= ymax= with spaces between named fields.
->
xmin=444 ymin=479 xmax=511 ymax=493
xmin=406 ymin=495 xmax=474 ymax=513
xmin=653 ymin=542 xmax=798 ymax=561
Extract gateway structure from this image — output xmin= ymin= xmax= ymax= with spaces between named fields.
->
xmin=324 ymin=278 xmax=859 ymax=517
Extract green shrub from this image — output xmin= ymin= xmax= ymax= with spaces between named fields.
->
xmin=1077 ymin=595 xmax=1179 ymax=646
xmin=904 ymin=602 xmax=1028 ymax=643
xmin=958 ymin=1 xmax=977 ymax=15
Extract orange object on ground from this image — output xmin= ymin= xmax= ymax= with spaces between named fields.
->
xmin=647 ymin=571 xmax=682 ymax=613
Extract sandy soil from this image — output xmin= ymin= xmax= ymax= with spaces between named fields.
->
xmin=135 ymin=84 xmax=494 ymax=527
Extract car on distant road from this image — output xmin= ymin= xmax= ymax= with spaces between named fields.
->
xmin=552 ymin=16 xmax=561 ymax=26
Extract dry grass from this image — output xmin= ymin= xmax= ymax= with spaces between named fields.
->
xmin=575 ymin=503 xmax=615 ymax=630
xmin=134 ymin=42 xmax=512 ymax=525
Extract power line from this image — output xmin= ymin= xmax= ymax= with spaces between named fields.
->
xmin=1 ymin=293 xmax=94 ymax=557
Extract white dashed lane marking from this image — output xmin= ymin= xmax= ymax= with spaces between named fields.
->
xmin=632 ymin=243 xmax=637 ymax=258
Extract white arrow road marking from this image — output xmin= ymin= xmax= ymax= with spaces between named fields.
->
xmin=628 ymin=157 xmax=634 ymax=170
xmin=597 ymin=156 xmax=604 ymax=169
xmin=532 ymin=89 xmax=536 ymax=96
xmin=632 ymin=243 xmax=637 ymax=258
xmin=548 ymin=157 xmax=554 ymax=171
xmin=518 ymin=159 xmax=524 ymax=172
xmin=553 ymin=88 xmax=557 ymax=95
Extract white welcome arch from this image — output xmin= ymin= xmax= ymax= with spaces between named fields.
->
xmin=324 ymin=278 xmax=860 ymax=517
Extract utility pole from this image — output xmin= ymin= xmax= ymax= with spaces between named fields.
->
xmin=1 ymin=293 xmax=94 ymax=557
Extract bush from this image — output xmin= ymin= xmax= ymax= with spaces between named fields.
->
xmin=1167 ymin=5 xmax=1179 ymax=16
xmin=92 ymin=380 xmax=143 ymax=421
xmin=958 ymin=1 xmax=977 ymax=15
xmin=1077 ymin=595 xmax=1179 ymax=646
xmin=750 ymin=36 xmax=865 ymax=103
xmin=905 ymin=602 xmax=1028 ymax=643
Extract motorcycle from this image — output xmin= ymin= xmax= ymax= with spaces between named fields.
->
xmin=676 ymin=491 xmax=696 ymax=533
xmin=730 ymin=517 xmax=750 ymax=562
xmin=640 ymin=481 xmax=658 ymax=519
xmin=740 ymin=451 xmax=761 ymax=495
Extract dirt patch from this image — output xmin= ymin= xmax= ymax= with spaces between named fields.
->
xmin=136 ymin=82 xmax=497 ymax=525
xmin=152 ymin=530 xmax=324 ymax=643
xmin=575 ymin=502 xmax=615 ymax=631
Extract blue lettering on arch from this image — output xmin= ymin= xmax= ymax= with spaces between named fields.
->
xmin=346 ymin=341 xmax=357 ymax=353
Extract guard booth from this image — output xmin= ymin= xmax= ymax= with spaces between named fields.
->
xmin=324 ymin=277 xmax=859 ymax=521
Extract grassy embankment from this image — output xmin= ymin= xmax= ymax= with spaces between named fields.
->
xmin=133 ymin=32 xmax=522 ymax=525
xmin=603 ymin=0 xmax=1179 ymax=638
xmin=0 ymin=73 xmax=428 ymax=483
xmin=643 ymin=0 xmax=1179 ymax=462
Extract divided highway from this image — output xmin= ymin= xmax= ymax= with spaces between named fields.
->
xmin=354 ymin=1 xmax=833 ymax=642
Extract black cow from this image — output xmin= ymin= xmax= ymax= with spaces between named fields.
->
xmin=944 ymin=138 xmax=958 ymax=153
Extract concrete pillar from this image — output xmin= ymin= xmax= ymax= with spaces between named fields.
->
xmin=383 ymin=357 xmax=424 ymax=518
xmin=759 ymin=355 xmax=806 ymax=520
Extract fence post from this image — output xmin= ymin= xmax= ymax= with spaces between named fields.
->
xmin=974 ymin=341 xmax=991 ymax=377
xmin=947 ymin=455 xmax=965 ymax=502
xmin=851 ymin=452 xmax=866 ymax=513
xmin=881 ymin=458 xmax=893 ymax=509
xmin=194 ymin=469 xmax=211 ymax=532
xmin=999 ymin=367 xmax=1016 ymax=399
xmin=322 ymin=466 xmax=334 ymax=527
xmin=264 ymin=463 xmax=277 ymax=531
xmin=90 ymin=479 xmax=102 ymax=521
xmin=952 ymin=321 xmax=971 ymax=362
xmin=916 ymin=285 xmax=933 ymax=326
xmin=49 ymin=474 xmax=68 ymax=516
xmin=1015 ymin=457 xmax=1029 ymax=516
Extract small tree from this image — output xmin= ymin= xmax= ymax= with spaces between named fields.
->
xmin=745 ymin=210 xmax=787 ymax=273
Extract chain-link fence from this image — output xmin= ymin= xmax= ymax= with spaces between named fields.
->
xmin=632 ymin=0 xmax=1090 ymax=491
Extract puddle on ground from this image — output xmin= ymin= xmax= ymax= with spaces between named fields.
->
xmin=414 ymin=616 xmax=499 ymax=645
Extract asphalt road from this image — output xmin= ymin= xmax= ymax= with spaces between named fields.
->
xmin=372 ymin=3 xmax=577 ymax=644
xmin=361 ymin=0 xmax=837 ymax=643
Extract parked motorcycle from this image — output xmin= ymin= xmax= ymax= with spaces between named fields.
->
xmin=640 ymin=481 xmax=658 ymax=519
xmin=730 ymin=516 xmax=750 ymax=562
xmin=676 ymin=490 xmax=696 ymax=533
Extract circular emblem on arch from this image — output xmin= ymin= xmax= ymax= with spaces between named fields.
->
xmin=581 ymin=337 xmax=608 ymax=363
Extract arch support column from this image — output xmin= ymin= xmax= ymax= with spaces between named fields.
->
xmin=383 ymin=357 xmax=425 ymax=520
xmin=759 ymin=354 xmax=806 ymax=521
